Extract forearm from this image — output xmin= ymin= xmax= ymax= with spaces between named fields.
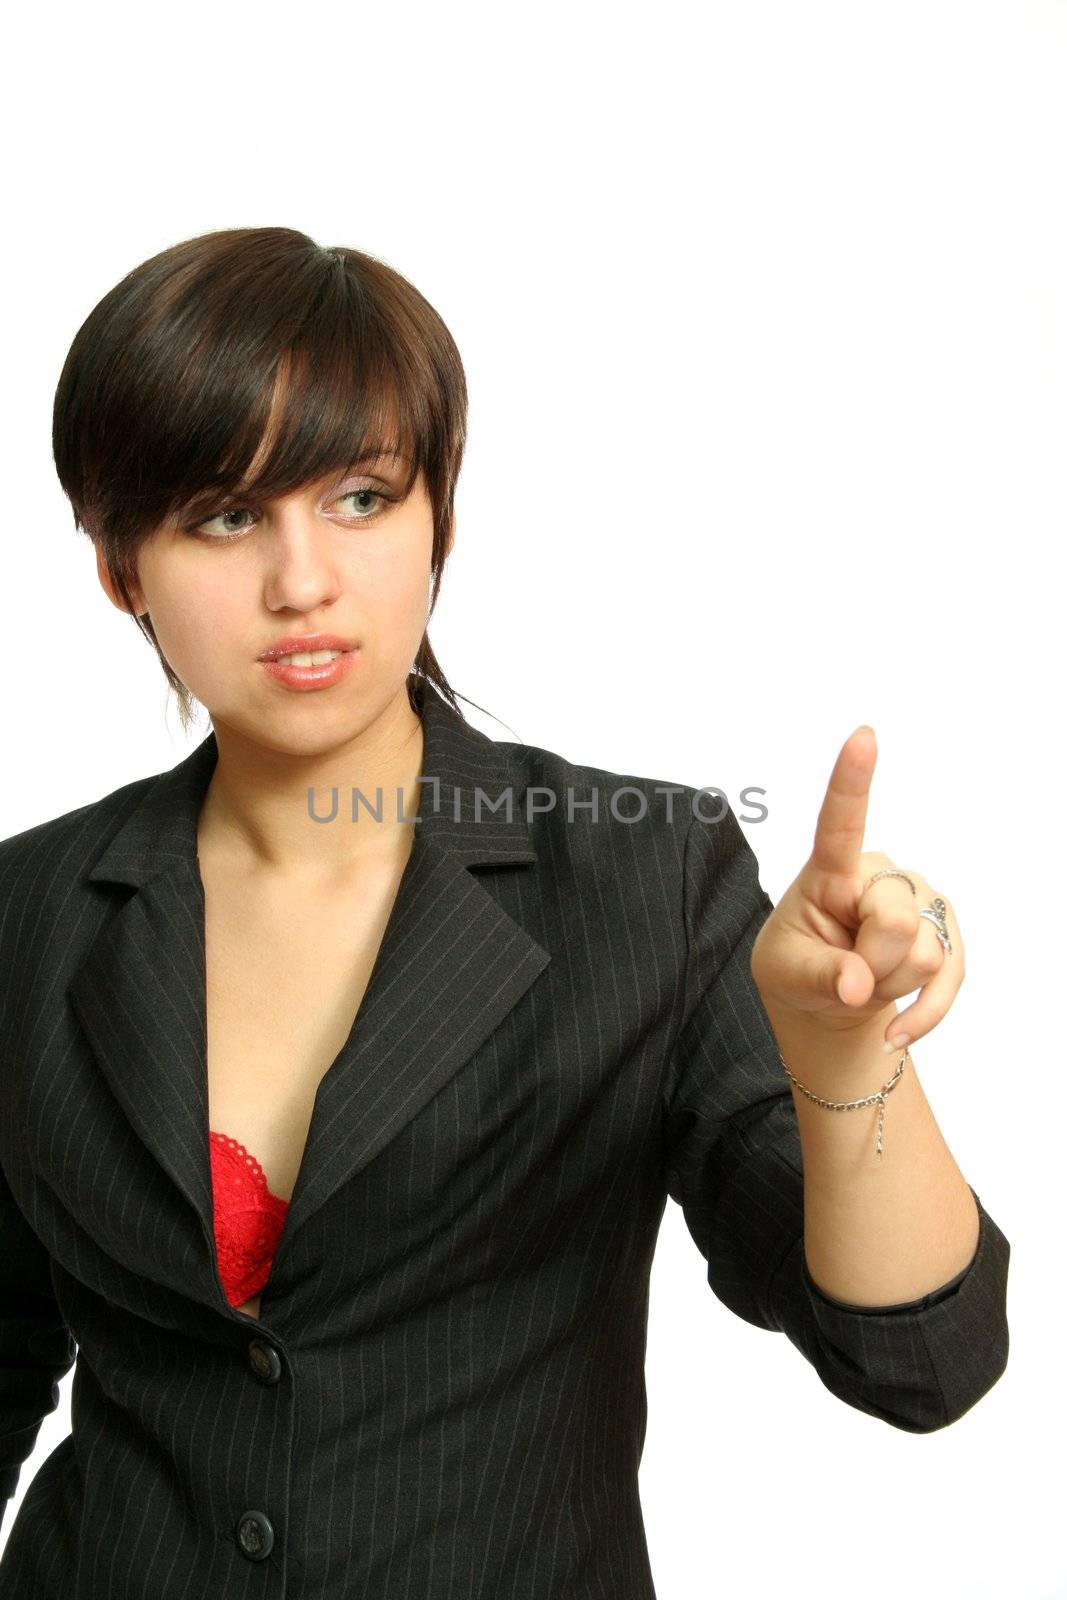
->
xmin=763 ymin=1002 xmax=980 ymax=1308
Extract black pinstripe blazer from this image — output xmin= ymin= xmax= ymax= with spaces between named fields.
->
xmin=0 ymin=678 xmax=1010 ymax=1598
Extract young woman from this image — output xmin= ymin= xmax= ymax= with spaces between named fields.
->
xmin=0 ymin=227 xmax=1010 ymax=1599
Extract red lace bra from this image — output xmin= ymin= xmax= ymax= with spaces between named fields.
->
xmin=209 ymin=1131 xmax=290 ymax=1308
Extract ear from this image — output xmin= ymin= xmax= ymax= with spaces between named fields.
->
xmin=95 ymin=545 xmax=147 ymax=617
xmin=444 ymin=510 xmax=456 ymax=559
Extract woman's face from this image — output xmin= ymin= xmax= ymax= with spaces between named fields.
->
xmin=98 ymin=452 xmax=449 ymax=754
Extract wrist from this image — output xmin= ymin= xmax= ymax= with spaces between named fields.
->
xmin=759 ymin=999 xmax=905 ymax=1093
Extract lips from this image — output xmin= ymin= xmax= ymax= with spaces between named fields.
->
xmin=257 ymin=633 xmax=356 ymax=662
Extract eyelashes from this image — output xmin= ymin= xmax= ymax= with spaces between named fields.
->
xmin=187 ymin=486 xmax=396 ymax=543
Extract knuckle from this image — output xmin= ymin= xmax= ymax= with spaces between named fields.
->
xmin=882 ymin=907 xmax=918 ymax=940
xmin=914 ymin=946 xmax=943 ymax=977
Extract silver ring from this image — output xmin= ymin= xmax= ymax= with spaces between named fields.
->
xmin=918 ymin=896 xmax=953 ymax=955
xmin=864 ymin=868 xmax=917 ymax=896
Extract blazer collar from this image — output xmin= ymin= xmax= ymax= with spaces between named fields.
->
xmin=86 ymin=673 xmax=537 ymax=887
xmin=69 ymin=676 xmax=550 ymax=1318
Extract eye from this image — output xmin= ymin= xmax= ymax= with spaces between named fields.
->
xmin=194 ymin=507 xmax=257 ymax=540
xmin=185 ymin=481 xmax=396 ymax=542
xmin=334 ymin=486 xmax=394 ymax=520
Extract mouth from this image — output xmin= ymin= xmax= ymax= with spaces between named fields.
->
xmin=257 ymin=633 xmax=358 ymax=665
xmin=256 ymin=635 xmax=360 ymax=693
xmin=271 ymin=647 xmax=350 ymax=667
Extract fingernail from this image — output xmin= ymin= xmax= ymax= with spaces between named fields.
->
xmin=883 ymin=1033 xmax=910 ymax=1053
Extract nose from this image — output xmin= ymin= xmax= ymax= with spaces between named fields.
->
xmin=260 ymin=502 xmax=344 ymax=616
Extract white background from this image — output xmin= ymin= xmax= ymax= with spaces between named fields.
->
xmin=1 ymin=2 xmax=1062 ymax=1595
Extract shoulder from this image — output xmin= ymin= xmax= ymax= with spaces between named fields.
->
xmin=500 ymin=728 xmax=686 ymax=807
xmin=490 ymin=727 xmax=766 ymax=928
xmin=496 ymin=729 xmax=745 ymax=838
xmin=492 ymin=730 xmax=723 ymax=886
xmin=0 ymin=768 xmax=158 ymax=901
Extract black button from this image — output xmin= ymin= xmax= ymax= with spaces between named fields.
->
xmin=248 ymin=1338 xmax=283 ymax=1384
xmin=236 ymin=1509 xmax=274 ymax=1560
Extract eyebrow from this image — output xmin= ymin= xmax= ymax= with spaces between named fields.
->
xmin=175 ymin=453 xmax=411 ymax=519
xmin=348 ymin=448 xmax=410 ymax=465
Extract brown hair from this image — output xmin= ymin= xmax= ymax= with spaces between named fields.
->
xmin=52 ymin=226 xmax=477 ymax=732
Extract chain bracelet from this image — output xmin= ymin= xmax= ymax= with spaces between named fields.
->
xmin=778 ymin=1046 xmax=910 ymax=1159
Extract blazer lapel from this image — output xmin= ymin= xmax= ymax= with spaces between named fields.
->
xmin=68 ymin=679 xmax=551 ymax=1284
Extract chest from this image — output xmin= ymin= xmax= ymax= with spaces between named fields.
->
xmin=201 ymin=846 xmax=410 ymax=1313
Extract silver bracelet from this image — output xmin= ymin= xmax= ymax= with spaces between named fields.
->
xmin=778 ymin=1046 xmax=910 ymax=1160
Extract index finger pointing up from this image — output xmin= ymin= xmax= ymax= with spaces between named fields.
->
xmin=810 ymin=725 xmax=878 ymax=878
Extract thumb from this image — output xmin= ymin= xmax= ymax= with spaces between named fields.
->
xmin=794 ymin=943 xmax=875 ymax=1008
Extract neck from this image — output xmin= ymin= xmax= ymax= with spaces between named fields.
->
xmin=196 ymin=684 xmax=425 ymax=881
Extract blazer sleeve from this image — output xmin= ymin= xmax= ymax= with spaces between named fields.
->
xmin=660 ymin=803 xmax=1011 ymax=1434
xmin=0 ymin=1159 xmax=77 ymax=1533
